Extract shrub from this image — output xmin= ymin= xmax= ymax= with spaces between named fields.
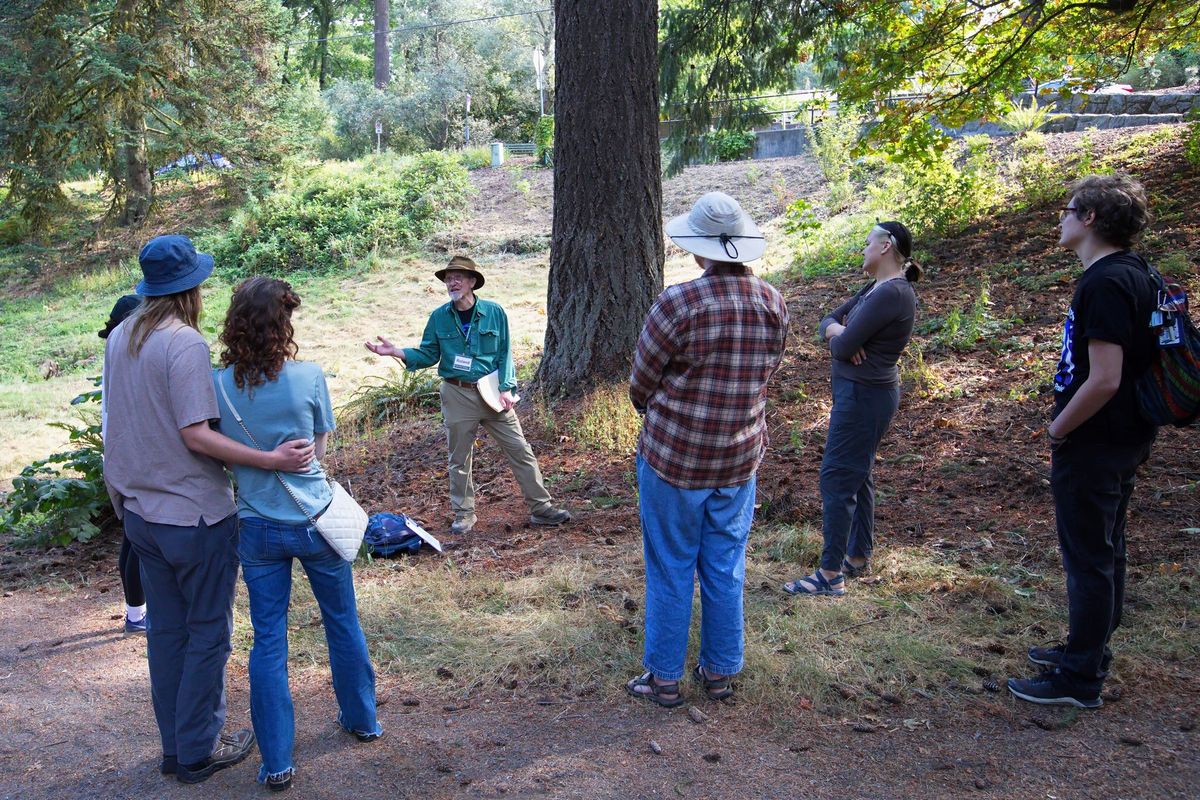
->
xmin=803 ymin=107 xmax=864 ymax=209
xmin=458 ymin=146 xmax=492 ymax=170
xmin=704 ymin=128 xmax=757 ymax=162
xmin=534 ymin=116 xmax=555 ymax=166
xmin=1009 ymin=132 xmax=1065 ymax=207
xmin=0 ymin=388 xmax=110 ymax=547
xmin=567 ymin=384 xmax=642 ymax=454
xmin=339 ymin=369 xmax=442 ymax=428
xmin=998 ymin=98 xmax=1064 ymax=136
xmin=210 ymin=151 xmax=472 ymax=276
xmin=1185 ymin=109 xmax=1200 ymax=170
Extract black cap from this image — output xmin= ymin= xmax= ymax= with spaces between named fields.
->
xmin=99 ymin=295 xmax=142 ymax=339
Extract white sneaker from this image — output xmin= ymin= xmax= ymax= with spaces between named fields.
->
xmin=450 ymin=513 xmax=476 ymax=534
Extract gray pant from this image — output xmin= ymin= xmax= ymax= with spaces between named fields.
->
xmin=440 ymin=382 xmax=553 ymax=516
xmin=123 ymin=510 xmax=239 ymax=764
xmin=819 ymin=378 xmax=899 ymax=572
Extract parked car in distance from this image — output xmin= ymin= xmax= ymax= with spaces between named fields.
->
xmin=153 ymin=153 xmax=233 ymax=178
xmin=1035 ymin=78 xmax=1133 ymax=95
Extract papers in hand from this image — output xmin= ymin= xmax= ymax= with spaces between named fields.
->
xmin=476 ymin=370 xmax=518 ymax=413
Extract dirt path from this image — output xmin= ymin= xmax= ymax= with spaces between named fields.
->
xmin=1 ymin=585 xmax=1196 ymax=800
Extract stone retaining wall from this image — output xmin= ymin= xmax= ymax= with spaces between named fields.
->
xmin=1022 ymin=91 xmax=1200 ymax=116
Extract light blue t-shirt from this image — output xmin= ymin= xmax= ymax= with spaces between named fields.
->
xmin=213 ymin=361 xmax=335 ymax=524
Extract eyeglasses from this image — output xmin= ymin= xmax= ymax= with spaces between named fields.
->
xmin=1059 ymin=205 xmax=1080 ymax=219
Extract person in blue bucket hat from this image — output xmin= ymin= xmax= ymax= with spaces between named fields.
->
xmin=102 ymin=234 xmax=317 ymax=785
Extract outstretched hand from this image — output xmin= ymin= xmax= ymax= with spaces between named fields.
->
xmin=365 ymin=335 xmax=405 ymax=362
xmin=272 ymin=439 xmax=315 ymax=473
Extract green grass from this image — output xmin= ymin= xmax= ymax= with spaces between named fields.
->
xmin=231 ymin=525 xmax=1197 ymax=713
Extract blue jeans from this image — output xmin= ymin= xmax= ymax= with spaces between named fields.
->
xmin=637 ymin=455 xmax=756 ymax=681
xmin=124 ymin=510 xmax=239 ymax=765
xmin=819 ymin=378 xmax=899 ymax=572
xmin=238 ymin=517 xmax=382 ymax=782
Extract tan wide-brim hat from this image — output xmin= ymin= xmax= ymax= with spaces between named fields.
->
xmin=434 ymin=255 xmax=485 ymax=289
xmin=665 ymin=192 xmax=766 ymax=263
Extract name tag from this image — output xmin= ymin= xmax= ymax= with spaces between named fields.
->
xmin=453 ymin=354 xmax=474 ymax=371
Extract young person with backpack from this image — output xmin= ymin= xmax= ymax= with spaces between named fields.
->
xmin=1007 ymin=174 xmax=1161 ymax=708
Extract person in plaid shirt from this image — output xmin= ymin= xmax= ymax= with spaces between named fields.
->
xmin=625 ymin=192 xmax=788 ymax=707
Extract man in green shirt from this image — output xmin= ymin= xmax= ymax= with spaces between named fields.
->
xmin=366 ymin=256 xmax=571 ymax=534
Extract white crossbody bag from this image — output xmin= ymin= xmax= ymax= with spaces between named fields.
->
xmin=217 ymin=376 xmax=367 ymax=561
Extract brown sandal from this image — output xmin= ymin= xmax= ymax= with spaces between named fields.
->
xmin=625 ymin=672 xmax=684 ymax=708
xmin=693 ymin=665 xmax=734 ymax=701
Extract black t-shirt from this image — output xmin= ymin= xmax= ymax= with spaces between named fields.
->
xmin=1053 ymin=251 xmax=1159 ymax=444
xmin=456 ymin=304 xmax=474 ymax=336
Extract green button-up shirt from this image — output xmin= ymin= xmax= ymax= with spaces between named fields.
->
xmin=402 ymin=298 xmax=517 ymax=391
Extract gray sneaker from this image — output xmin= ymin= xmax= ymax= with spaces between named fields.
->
xmin=176 ymin=728 xmax=255 ymax=784
xmin=450 ymin=513 xmax=477 ymax=534
xmin=530 ymin=507 xmax=572 ymax=526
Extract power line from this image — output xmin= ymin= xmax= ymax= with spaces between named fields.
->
xmin=286 ymin=8 xmax=551 ymax=46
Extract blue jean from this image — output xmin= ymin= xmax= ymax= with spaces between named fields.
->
xmin=123 ymin=510 xmax=239 ymax=765
xmin=637 ymin=455 xmax=757 ymax=681
xmin=238 ymin=517 xmax=382 ymax=782
xmin=819 ymin=378 xmax=899 ymax=572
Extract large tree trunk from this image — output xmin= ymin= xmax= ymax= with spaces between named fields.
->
xmin=117 ymin=94 xmax=152 ymax=226
xmin=316 ymin=0 xmax=333 ymax=90
xmin=373 ymin=0 xmax=390 ymax=88
xmin=536 ymin=0 xmax=663 ymax=397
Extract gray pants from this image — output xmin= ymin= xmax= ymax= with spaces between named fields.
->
xmin=123 ymin=510 xmax=239 ymax=764
xmin=440 ymin=382 xmax=553 ymax=516
xmin=819 ymin=378 xmax=899 ymax=572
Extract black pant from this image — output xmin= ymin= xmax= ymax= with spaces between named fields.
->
xmin=1050 ymin=438 xmax=1152 ymax=689
xmin=119 ymin=534 xmax=145 ymax=607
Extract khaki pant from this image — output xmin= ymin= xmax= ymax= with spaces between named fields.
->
xmin=440 ymin=382 xmax=553 ymax=516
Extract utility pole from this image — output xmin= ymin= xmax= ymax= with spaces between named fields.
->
xmin=374 ymin=0 xmax=390 ymax=89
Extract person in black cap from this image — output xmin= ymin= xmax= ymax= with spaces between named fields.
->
xmin=102 ymin=234 xmax=316 ymax=784
xmin=98 ymin=294 xmax=146 ymax=633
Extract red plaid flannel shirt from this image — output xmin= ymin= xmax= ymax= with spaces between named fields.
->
xmin=630 ymin=273 xmax=788 ymax=488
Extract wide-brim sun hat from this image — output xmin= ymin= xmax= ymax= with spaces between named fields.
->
xmin=136 ymin=235 xmax=214 ymax=296
xmin=665 ymin=191 xmax=766 ymax=263
xmin=434 ymin=255 xmax=486 ymax=289
xmin=98 ymin=294 xmax=142 ymax=339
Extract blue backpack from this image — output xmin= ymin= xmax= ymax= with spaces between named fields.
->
xmin=364 ymin=513 xmax=425 ymax=557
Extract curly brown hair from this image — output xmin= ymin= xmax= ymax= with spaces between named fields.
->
xmin=219 ymin=277 xmax=301 ymax=390
xmin=1069 ymin=173 xmax=1151 ymax=249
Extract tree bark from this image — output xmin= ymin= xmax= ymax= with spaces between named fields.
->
xmin=373 ymin=0 xmax=390 ymax=88
xmin=316 ymin=0 xmax=333 ymax=90
xmin=536 ymin=0 xmax=663 ymax=397
xmin=117 ymin=93 xmax=152 ymax=226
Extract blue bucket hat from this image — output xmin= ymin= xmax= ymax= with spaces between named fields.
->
xmin=136 ymin=235 xmax=214 ymax=297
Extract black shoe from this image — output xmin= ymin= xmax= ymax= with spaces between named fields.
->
xmin=176 ymin=729 xmax=255 ymax=784
xmin=1007 ymin=673 xmax=1102 ymax=709
xmin=160 ymin=755 xmax=177 ymax=775
xmin=353 ymin=729 xmax=383 ymax=743
xmin=1027 ymin=643 xmax=1112 ymax=674
xmin=266 ymin=769 xmax=293 ymax=792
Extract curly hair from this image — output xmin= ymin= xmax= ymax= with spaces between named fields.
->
xmin=219 ymin=277 xmax=301 ymax=390
xmin=1069 ymin=173 xmax=1151 ymax=249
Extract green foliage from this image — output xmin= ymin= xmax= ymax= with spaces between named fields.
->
xmin=1185 ymin=109 xmax=1200 ymax=170
xmin=782 ymin=197 xmax=822 ymax=237
xmin=998 ymin=98 xmax=1064 ymax=136
xmin=869 ymin=134 xmax=1001 ymax=238
xmin=210 ymin=152 xmax=472 ymax=276
xmin=704 ymin=128 xmax=757 ymax=162
xmin=804 ymin=108 xmax=863 ymax=209
xmin=1 ymin=388 xmax=110 ymax=547
xmin=567 ymin=385 xmax=642 ymax=454
xmin=458 ymin=146 xmax=492 ymax=170
xmin=338 ymin=369 xmax=442 ymax=429
xmin=927 ymin=282 xmax=1010 ymax=351
xmin=1009 ymin=133 xmax=1066 ymax=208
xmin=534 ymin=116 xmax=555 ymax=166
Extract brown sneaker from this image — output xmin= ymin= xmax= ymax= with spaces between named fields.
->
xmin=530 ymin=507 xmax=571 ymax=526
xmin=176 ymin=728 xmax=255 ymax=784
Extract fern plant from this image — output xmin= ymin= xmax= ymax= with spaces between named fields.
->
xmin=999 ymin=98 xmax=1065 ymax=136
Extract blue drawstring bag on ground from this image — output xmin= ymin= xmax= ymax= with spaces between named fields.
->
xmin=365 ymin=513 xmax=438 ymax=557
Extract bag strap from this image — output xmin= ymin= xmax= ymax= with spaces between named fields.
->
xmin=216 ymin=371 xmax=322 ymax=528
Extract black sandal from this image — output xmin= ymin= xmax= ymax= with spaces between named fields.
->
xmin=693 ymin=665 xmax=734 ymax=701
xmin=625 ymin=672 xmax=684 ymax=708
xmin=841 ymin=558 xmax=870 ymax=579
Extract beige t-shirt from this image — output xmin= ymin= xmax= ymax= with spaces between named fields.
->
xmin=102 ymin=318 xmax=236 ymax=526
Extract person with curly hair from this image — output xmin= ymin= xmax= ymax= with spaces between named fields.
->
xmin=213 ymin=277 xmax=382 ymax=792
xmin=1008 ymin=174 xmax=1161 ymax=709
